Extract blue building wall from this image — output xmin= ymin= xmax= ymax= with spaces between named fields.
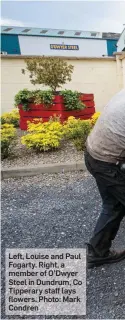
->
xmin=1 ymin=34 xmax=21 ymax=54
xmin=107 ymin=40 xmax=117 ymax=56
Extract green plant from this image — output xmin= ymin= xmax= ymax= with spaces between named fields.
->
xmin=34 ymin=90 xmax=54 ymax=108
xmin=21 ymin=119 xmax=64 ymax=152
xmin=14 ymin=89 xmax=33 ymax=111
xmin=63 ymin=116 xmax=92 ymax=150
xmin=1 ymin=124 xmax=17 ymax=159
xmin=61 ymin=90 xmax=86 ymax=111
xmin=1 ymin=109 xmax=20 ymax=127
xmin=49 ymin=114 xmax=61 ymax=123
xmin=22 ymin=57 xmax=74 ymax=91
xmin=14 ymin=89 xmax=54 ymax=110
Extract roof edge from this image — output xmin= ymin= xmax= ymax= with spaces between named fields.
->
xmin=0 ymin=54 xmax=116 ymax=61
xmin=1 ymin=25 xmax=120 ymax=39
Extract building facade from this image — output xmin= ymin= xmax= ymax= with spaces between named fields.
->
xmin=117 ymin=28 xmax=125 ymax=52
xmin=1 ymin=26 xmax=120 ymax=57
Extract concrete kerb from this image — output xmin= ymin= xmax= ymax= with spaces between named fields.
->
xmin=1 ymin=161 xmax=86 ymax=179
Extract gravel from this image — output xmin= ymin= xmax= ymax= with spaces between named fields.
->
xmin=1 ymin=171 xmax=125 ymax=319
xmin=2 ymin=129 xmax=83 ymax=168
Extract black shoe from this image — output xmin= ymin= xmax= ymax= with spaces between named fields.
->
xmin=86 ymin=244 xmax=125 ymax=269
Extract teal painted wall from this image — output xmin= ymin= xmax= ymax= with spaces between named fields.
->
xmin=107 ymin=40 xmax=117 ymax=56
xmin=1 ymin=34 xmax=21 ymax=54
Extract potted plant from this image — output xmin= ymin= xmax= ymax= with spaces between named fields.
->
xmin=15 ymin=57 xmax=95 ymax=130
xmin=60 ymin=90 xmax=95 ymax=121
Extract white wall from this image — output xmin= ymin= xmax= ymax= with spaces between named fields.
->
xmin=117 ymin=28 xmax=125 ymax=52
xmin=1 ymin=56 xmax=121 ymax=114
xmin=122 ymin=56 xmax=125 ymax=87
xmin=19 ymin=36 xmax=107 ymax=57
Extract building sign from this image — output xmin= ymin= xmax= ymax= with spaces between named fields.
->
xmin=50 ymin=44 xmax=79 ymax=50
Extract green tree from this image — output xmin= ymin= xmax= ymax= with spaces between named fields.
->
xmin=22 ymin=57 xmax=74 ymax=92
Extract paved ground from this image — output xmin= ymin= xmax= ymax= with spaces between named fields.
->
xmin=1 ymin=172 xmax=125 ymax=319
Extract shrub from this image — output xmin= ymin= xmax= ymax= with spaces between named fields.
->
xmin=63 ymin=116 xmax=92 ymax=150
xmin=22 ymin=57 xmax=74 ymax=91
xmin=14 ymin=88 xmax=86 ymax=111
xmin=14 ymin=89 xmax=33 ymax=110
xmin=1 ymin=109 xmax=20 ymax=127
xmin=21 ymin=119 xmax=64 ymax=152
xmin=61 ymin=90 xmax=86 ymax=111
xmin=21 ymin=114 xmax=98 ymax=154
xmin=91 ymin=112 xmax=101 ymax=126
xmin=1 ymin=124 xmax=17 ymax=159
xmin=34 ymin=90 xmax=54 ymax=107
xmin=14 ymin=89 xmax=54 ymax=111
xmin=49 ymin=114 xmax=61 ymax=123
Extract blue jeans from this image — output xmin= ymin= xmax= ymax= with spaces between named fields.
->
xmin=84 ymin=150 xmax=125 ymax=256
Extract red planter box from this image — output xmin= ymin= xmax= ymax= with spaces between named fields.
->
xmin=18 ymin=94 xmax=95 ymax=130
xmin=80 ymin=94 xmax=94 ymax=101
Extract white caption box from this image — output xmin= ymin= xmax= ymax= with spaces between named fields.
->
xmin=5 ymin=248 xmax=86 ymax=316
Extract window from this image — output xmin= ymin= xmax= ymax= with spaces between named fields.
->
xmin=40 ymin=30 xmax=48 ymax=34
xmin=75 ymin=32 xmax=81 ymax=36
xmin=91 ymin=32 xmax=97 ymax=37
xmin=22 ymin=29 xmax=31 ymax=33
xmin=3 ymin=28 xmax=12 ymax=32
xmin=58 ymin=31 xmax=64 ymax=35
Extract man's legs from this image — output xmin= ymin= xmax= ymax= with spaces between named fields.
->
xmin=89 ymin=177 xmax=125 ymax=256
xmin=84 ymin=150 xmax=125 ymax=266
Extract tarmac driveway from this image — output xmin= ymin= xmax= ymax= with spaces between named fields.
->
xmin=1 ymin=172 xmax=125 ymax=319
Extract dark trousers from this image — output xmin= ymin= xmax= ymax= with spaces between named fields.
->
xmin=84 ymin=150 xmax=125 ymax=256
